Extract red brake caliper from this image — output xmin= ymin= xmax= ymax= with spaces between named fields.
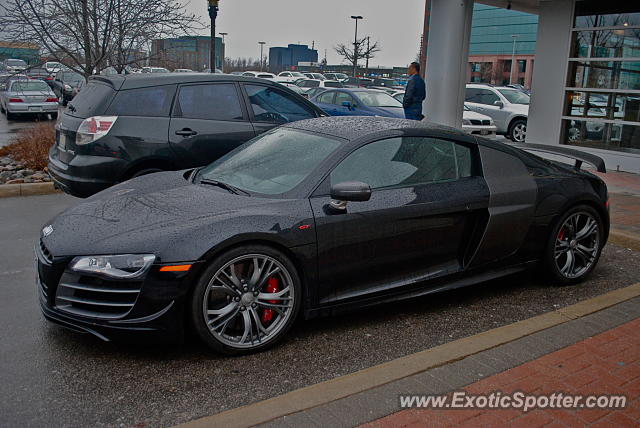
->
xmin=558 ymin=227 xmax=566 ymax=241
xmin=261 ymin=276 xmax=280 ymax=323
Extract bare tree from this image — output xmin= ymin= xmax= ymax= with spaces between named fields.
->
xmin=0 ymin=0 xmax=203 ymax=79
xmin=334 ymin=37 xmax=381 ymax=71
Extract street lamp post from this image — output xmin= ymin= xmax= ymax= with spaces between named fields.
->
xmin=208 ymin=0 xmax=219 ymax=73
xmin=219 ymin=32 xmax=228 ymax=72
xmin=350 ymin=15 xmax=363 ymax=77
xmin=259 ymin=41 xmax=266 ymax=71
xmin=510 ymin=34 xmax=519 ymax=84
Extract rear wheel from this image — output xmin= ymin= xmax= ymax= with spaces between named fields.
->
xmin=190 ymin=245 xmax=301 ymax=354
xmin=508 ymin=118 xmax=527 ymax=142
xmin=544 ymin=205 xmax=603 ymax=285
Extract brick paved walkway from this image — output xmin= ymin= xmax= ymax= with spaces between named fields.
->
xmin=362 ymin=318 xmax=640 ymax=428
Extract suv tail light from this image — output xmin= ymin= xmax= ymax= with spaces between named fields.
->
xmin=75 ymin=116 xmax=118 ymax=145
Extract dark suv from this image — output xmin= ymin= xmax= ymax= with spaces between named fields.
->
xmin=48 ymin=74 xmax=326 ymax=197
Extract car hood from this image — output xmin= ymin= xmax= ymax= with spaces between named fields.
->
xmin=372 ymin=106 xmax=406 ymax=118
xmin=42 ymin=171 xmax=311 ymax=262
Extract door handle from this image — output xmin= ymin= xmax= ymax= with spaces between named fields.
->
xmin=175 ymin=128 xmax=197 ymax=137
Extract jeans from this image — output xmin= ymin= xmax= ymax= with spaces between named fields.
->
xmin=404 ymin=104 xmax=423 ymax=121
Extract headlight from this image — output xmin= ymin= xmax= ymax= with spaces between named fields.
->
xmin=462 ymin=118 xmax=472 ymax=125
xmin=70 ymin=254 xmax=155 ymax=279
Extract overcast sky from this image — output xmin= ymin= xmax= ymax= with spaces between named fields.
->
xmin=185 ymin=0 xmax=426 ymax=67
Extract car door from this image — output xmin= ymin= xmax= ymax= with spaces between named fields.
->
xmin=314 ymin=90 xmax=337 ymax=115
xmin=465 ymin=88 xmax=510 ymax=132
xmin=309 ymin=135 xmax=490 ymax=305
xmin=168 ymin=82 xmax=255 ymax=167
xmin=333 ymin=91 xmax=359 ymax=116
xmin=241 ymin=83 xmax=320 ymax=135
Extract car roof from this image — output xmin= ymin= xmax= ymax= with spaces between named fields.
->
xmin=89 ymin=73 xmax=284 ymax=90
xmin=283 ymin=116 xmax=461 ymax=142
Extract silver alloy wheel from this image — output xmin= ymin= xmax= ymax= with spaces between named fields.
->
xmin=511 ymin=122 xmax=527 ymax=142
xmin=202 ymin=254 xmax=295 ymax=349
xmin=554 ymin=212 xmax=600 ymax=279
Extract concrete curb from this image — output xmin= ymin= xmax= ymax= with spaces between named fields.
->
xmin=0 ymin=182 xmax=59 ymax=198
xmin=609 ymin=228 xmax=640 ymax=252
xmin=174 ymin=282 xmax=640 ymax=428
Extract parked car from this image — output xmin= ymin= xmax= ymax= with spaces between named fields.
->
xmin=51 ymin=71 xmax=85 ymax=105
xmin=48 ymin=74 xmax=326 ymax=198
xmin=0 ymin=79 xmax=58 ymax=120
xmin=275 ymin=81 xmax=307 ymax=96
xmin=37 ymin=116 xmax=609 ymax=354
xmin=173 ymin=68 xmax=194 ymax=73
xmin=462 ymin=105 xmax=497 ymax=136
xmin=242 ymin=71 xmax=276 ymax=79
xmin=303 ymin=72 xmax=326 ymax=81
xmin=344 ymin=77 xmax=374 ymax=88
xmin=506 ymin=83 xmax=531 ymax=96
xmin=371 ymin=78 xmax=404 ymax=93
xmin=276 ymin=71 xmax=307 ymax=82
xmin=296 ymin=79 xmax=344 ymax=93
xmin=311 ymin=88 xmax=404 ymax=118
xmin=141 ymin=67 xmax=170 ymax=73
xmin=27 ymin=67 xmax=54 ymax=84
xmin=44 ymin=61 xmax=65 ymax=74
xmin=202 ymin=69 xmax=223 ymax=74
xmin=4 ymin=58 xmax=27 ymax=73
xmin=323 ymin=72 xmax=349 ymax=82
xmin=465 ymin=84 xmax=529 ymax=142
xmin=303 ymin=87 xmax=328 ymax=99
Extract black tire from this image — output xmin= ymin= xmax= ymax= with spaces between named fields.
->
xmin=543 ymin=204 xmax=604 ymax=285
xmin=508 ymin=118 xmax=527 ymax=142
xmin=190 ymin=244 xmax=302 ymax=355
xmin=6 ymin=111 xmax=15 ymax=120
xmin=0 ymin=103 xmax=5 ymax=113
xmin=130 ymin=168 xmax=164 ymax=178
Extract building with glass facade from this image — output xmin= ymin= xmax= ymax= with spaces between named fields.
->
xmin=268 ymin=44 xmax=318 ymax=73
xmin=422 ymin=0 xmax=640 ymax=173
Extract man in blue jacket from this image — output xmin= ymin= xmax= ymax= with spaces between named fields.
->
xmin=403 ymin=62 xmax=426 ymax=120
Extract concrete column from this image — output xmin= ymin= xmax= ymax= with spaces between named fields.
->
xmin=423 ymin=0 xmax=474 ymax=128
xmin=527 ymin=0 xmax=574 ymax=145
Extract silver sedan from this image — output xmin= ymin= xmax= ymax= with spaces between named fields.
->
xmin=0 ymin=79 xmax=59 ymax=120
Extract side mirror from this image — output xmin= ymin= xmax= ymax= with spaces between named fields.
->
xmin=494 ymin=100 xmax=504 ymax=109
xmin=330 ymin=181 xmax=371 ymax=210
xmin=342 ymin=101 xmax=353 ymax=110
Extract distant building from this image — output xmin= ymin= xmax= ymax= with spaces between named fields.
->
xmin=421 ymin=2 xmax=538 ymax=88
xmin=269 ymin=44 xmax=318 ymax=73
xmin=0 ymin=41 xmax=40 ymax=65
xmin=468 ymin=4 xmax=538 ymax=87
xmin=151 ymin=36 xmax=224 ymax=71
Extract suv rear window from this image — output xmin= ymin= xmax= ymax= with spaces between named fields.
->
xmin=66 ymin=82 xmax=115 ymax=118
xmin=106 ymin=85 xmax=176 ymax=117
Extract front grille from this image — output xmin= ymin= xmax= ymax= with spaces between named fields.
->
xmin=470 ymin=119 xmax=481 ymax=125
xmin=482 ymin=119 xmax=491 ymax=126
xmin=55 ymin=273 xmax=142 ymax=319
xmin=39 ymin=239 xmax=53 ymax=264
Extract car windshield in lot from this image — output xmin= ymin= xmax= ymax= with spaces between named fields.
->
xmin=355 ymin=90 xmax=402 ymax=107
xmin=197 ymin=128 xmax=341 ymax=195
xmin=60 ymin=72 xmax=84 ymax=84
xmin=10 ymin=81 xmax=49 ymax=91
xmin=498 ymin=89 xmax=530 ymax=105
xmin=324 ymin=81 xmax=344 ymax=88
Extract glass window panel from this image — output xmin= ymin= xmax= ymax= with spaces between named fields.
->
xmin=568 ymin=61 xmax=640 ymax=90
xmin=615 ymin=94 xmax=640 ymax=122
xmin=572 ymin=29 xmax=640 ymax=58
xmin=575 ymin=13 xmax=640 ymax=28
xmin=563 ymin=119 xmax=640 ymax=153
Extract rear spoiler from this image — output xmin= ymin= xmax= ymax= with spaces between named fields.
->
xmin=511 ymin=143 xmax=606 ymax=173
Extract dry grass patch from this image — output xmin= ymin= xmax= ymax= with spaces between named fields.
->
xmin=0 ymin=122 xmax=55 ymax=170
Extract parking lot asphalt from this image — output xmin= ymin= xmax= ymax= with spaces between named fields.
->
xmin=1 ymin=193 xmax=640 ymax=428
xmin=0 ymin=110 xmax=57 ymax=147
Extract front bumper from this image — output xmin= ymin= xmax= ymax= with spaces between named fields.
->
xmin=462 ymin=124 xmax=497 ymax=136
xmin=7 ymin=102 xmax=58 ymax=114
xmin=48 ymin=145 xmax=128 ymax=197
xmin=36 ymin=243 xmax=200 ymax=343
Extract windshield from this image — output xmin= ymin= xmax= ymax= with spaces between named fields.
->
xmin=7 ymin=59 xmax=26 ymax=66
xmin=197 ymin=128 xmax=341 ymax=195
xmin=61 ymin=72 xmax=83 ymax=83
xmin=355 ymin=91 xmax=402 ymax=108
xmin=497 ymin=89 xmax=530 ymax=105
xmin=11 ymin=81 xmax=49 ymax=91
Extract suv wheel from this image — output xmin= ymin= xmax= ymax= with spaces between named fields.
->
xmin=508 ymin=119 xmax=527 ymax=142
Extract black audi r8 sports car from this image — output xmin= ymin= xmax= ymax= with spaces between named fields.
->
xmin=37 ymin=117 xmax=609 ymax=354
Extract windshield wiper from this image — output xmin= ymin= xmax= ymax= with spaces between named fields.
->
xmin=199 ymin=178 xmax=250 ymax=196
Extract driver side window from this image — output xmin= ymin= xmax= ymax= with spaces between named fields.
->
xmin=330 ymin=137 xmax=473 ymax=190
xmin=334 ymin=92 xmax=355 ymax=107
xmin=244 ymin=84 xmax=316 ymax=123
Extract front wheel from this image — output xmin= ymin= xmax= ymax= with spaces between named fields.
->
xmin=508 ymin=119 xmax=527 ymax=142
xmin=544 ymin=205 xmax=603 ymax=285
xmin=190 ymin=245 xmax=301 ymax=354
